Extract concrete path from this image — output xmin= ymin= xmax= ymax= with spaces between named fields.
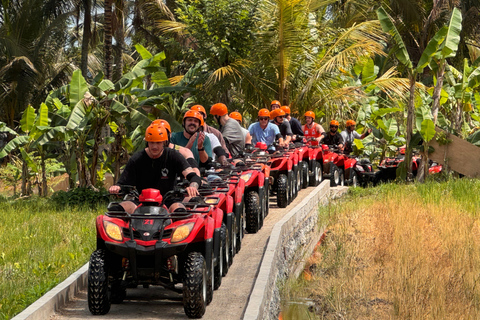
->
xmin=49 ymin=187 xmax=318 ymax=320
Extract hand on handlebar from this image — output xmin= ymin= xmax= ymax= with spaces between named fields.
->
xmin=186 ymin=184 xmax=200 ymax=197
xmin=109 ymin=185 xmax=121 ymax=194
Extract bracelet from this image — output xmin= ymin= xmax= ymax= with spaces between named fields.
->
xmin=198 ymin=147 xmax=205 ymax=151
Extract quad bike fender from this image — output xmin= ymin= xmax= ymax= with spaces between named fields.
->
xmin=206 ymin=236 xmax=214 ymax=275
xmin=344 ymin=157 xmax=356 ymax=170
xmin=211 ymin=208 xmax=224 ymax=230
xmin=287 ymin=159 xmax=293 ymax=171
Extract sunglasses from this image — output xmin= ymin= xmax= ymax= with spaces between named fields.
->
xmin=330 ymin=125 xmax=338 ymax=128
xmin=259 ymin=117 xmax=269 ymax=120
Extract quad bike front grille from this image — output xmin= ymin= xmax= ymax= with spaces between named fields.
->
xmin=123 ymin=228 xmax=173 ymax=241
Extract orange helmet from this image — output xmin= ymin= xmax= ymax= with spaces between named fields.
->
xmin=190 ymin=105 xmax=206 ymax=117
xmin=304 ymin=111 xmax=315 ymax=119
xmin=281 ymin=106 xmax=291 ymax=114
xmin=210 ymin=103 xmax=228 ymax=116
xmin=258 ymin=108 xmax=270 ymax=118
xmin=229 ymin=111 xmax=242 ymax=122
xmin=270 ymin=100 xmax=281 ymax=109
xmin=151 ymin=119 xmax=171 ymax=133
xmin=346 ymin=120 xmax=356 ymax=127
xmin=183 ymin=110 xmax=204 ymax=126
xmin=145 ymin=123 xmax=168 ymax=142
xmin=270 ymin=108 xmax=286 ymax=119
xmin=330 ymin=120 xmax=340 ymax=126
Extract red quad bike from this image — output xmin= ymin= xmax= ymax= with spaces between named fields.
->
xmin=321 ymin=144 xmax=348 ymax=187
xmin=199 ymin=172 xmax=245 ymax=268
xmin=284 ymin=143 xmax=301 ymax=201
xmin=377 ymin=147 xmax=421 ymax=183
xmin=268 ymin=144 xmax=294 ymax=208
xmin=238 ymin=147 xmax=271 ymax=234
xmin=293 ymin=137 xmax=312 ymax=190
xmin=305 ymin=138 xmax=324 ymax=187
xmin=88 ymin=186 xmax=223 ymax=319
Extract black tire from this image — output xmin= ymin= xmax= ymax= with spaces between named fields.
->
xmin=301 ymin=162 xmax=309 ymax=189
xmin=88 ymin=249 xmax=111 ymax=315
xmin=230 ymin=215 xmax=236 ymax=260
xmin=214 ymin=227 xmax=223 ymax=289
xmin=221 ymin=223 xmax=230 ymax=277
xmin=295 ymin=166 xmax=301 ymax=196
xmin=287 ymin=171 xmax=294 ymax=203
xmin=339 ymin=169 xmax=345 ymax=186
xmin=350 ymin=170 xmax=358 ymax=187
xmin=183 ymin=252 xmax=207 ymax=318
xmin=309 ymin=161 xmax=318 ymax=186
xmin=207 ymin=251 xmax=214 ymax=305
xmin=264 ymin=181 xmax=270 ymax=217
xmin=235 ymin=201 xmax=244 ymax=253
xmin=245 ymin=191 xmax=261 ymax=233
xmin=330 ymin=163 xmax=341 ymax=187
xmin=110 ymin=281 xmax=126 ymax=304
xmin=277 ymin=174 xmax=288 ymax=208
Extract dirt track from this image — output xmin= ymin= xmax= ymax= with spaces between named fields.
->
xmin=50 ymin=187 xmax=316 ymax=320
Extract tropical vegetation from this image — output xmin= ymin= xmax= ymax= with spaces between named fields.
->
xmin=0 ymin=0 xmax=479 ymax=190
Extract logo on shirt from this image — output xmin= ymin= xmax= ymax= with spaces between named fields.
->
xmin=162 ymin=168 xmax=169 ymax=177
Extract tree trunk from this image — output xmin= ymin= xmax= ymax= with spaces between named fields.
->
xmin=431 ymin=63 xmax=445 ymax=124
xmin=21 ymin=159 xmax=28 ymax=196
xmin=405 ymin=72 xmax=416 ymax=179
xmin=104 ymin=0 xmax=113 ymax=80
xmin=41 ymin=151 xmax=48 ymax=196
xmin=81 ymin=0 xmax=92 ymax=79
xmin=112 ymin=123 xmax=126 ymax=183
xmin=113 ymin=0 xmax=125 ymax=81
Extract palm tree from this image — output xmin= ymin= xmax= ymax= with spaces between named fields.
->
xmin=0 ymin=0 xmax=75 ymax=127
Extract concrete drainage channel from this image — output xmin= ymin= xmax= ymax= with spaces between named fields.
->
xmin=12 ymin=181 xmax=347 ymax=320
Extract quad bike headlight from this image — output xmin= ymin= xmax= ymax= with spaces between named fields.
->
xmin=240 ymin=172 xmax=253 ymax=183
xmin=104 ymin=221 xmax=123 ymax=241
xmin=171 ymin=222 xmax=195 ymax=243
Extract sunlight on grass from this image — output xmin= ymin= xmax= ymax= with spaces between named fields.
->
xmin=0 ymin=198 xmax=102 ymax=320
xmin=281 ymin=179 xmax=480 ymax=319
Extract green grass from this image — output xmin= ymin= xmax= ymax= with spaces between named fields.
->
xmin=0 ymin=197 xmax=103 ymax=320
xmin=282 ymin=178 xmax=480 ymax=319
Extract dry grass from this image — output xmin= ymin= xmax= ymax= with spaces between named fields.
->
xmin=281 ymin=180 xmax=480 ymax=319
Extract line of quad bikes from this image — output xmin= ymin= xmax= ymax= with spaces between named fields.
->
xmin=87 ymin=137 xmax=442 ymax=319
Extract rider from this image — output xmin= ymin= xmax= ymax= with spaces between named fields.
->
xmin=249 ymin=109 xmax=285 ymax=152
xmin=270 ymin=108 xmax=293 ymax=146
xmin=281 ymin=106 xmax=303 ymax=138
xmin=340 ymin=119 xmax=372 ymax=155
xmin=209 ymin=103 xmax=245 ymax=157
xmin=270 ymin=100 xmax=281 ymax=111
xmin=170 ymin=110 xmax=212 ymax=167
xmin=229 ymin=111 xmax=252 ymax=147
xmin=322 ymin=120 xmax=344 ymax=150
xmin=190 ymin=105 xmax=230 ymax=156
xmin=303 ymin=111 xmax=325 ymax=146
xmin=151 ymin=119 xmax=201 ymax=176
xmin=109 ymin=123 xmax=201 ymax=213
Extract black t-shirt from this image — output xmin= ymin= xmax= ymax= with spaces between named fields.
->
xmin=116 ymin=148 xmax=190 ymax=196
xmin=322 ymin=132 xmax=344 ymax=147
xmin=271 ymin=119 xmax=293 ymax=138
xmin=289 ymin=117 xmax=303 ymax=136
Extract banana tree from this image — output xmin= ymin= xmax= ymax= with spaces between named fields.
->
xmin=377 ymin=7 xmax=462 ymax=180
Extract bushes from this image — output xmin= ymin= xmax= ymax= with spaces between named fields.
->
xmin=50 ymin=187 xmax=109 ymax=208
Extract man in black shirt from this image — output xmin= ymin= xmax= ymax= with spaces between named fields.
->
xmin=270 ymin=108 xmax=293 ymax=145
xmin=281 ymin=106 xmax=303 ymax=138
xmin=109 ymin=123 xmax=201 ymax=213
xmin=322 ymin=120 xmax=344 ymax=150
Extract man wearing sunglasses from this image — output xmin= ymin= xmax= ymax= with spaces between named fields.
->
xmin=341 ymin=119 xmax=372 ymax=155
xmin=322 ymin=120 xmax=344 ymax=151
xmin=249 ymin=108 xmax=285 ymax=152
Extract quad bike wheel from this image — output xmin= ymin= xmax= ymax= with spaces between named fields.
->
xmin=330 ymin=163 xmax=341 ymax=187
xmin=339 ymin=169 xmax=345 ymax=186
xmin=301 ymin=162 xmax=309 ymax=188
xmin=230 ymin=215 xmax=236 ymax=260
xmin=245 ymin=191 xmax=261 ymax=233
xmin=277 ymin=174 xmax=289 ymax=208
xmin=183 ymin=252 xmax=207 ymax=318
xmin=214 ymin=226 xmax=224 ymax=289
xmin=221 ymin=223 xmax=230 ymax=277
xmin=235 ymin=201 xmax=244 ymax=253
xmin=288 ymin=170 xmax=294 ymax=203
xmin=295 ymin=166 xmax=302 ymax=196
xmin=207 ymin=252 xmax=214 ymax=305
xmin=309 ymin=161 xmax=322 ymax=186
xmin=350 ymin=170 xmax=358 ymax=187
xmin=88 ymin=249 xmax=111 ymax=315
xmin=264 ymin=182 xmax=270 ymax=217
